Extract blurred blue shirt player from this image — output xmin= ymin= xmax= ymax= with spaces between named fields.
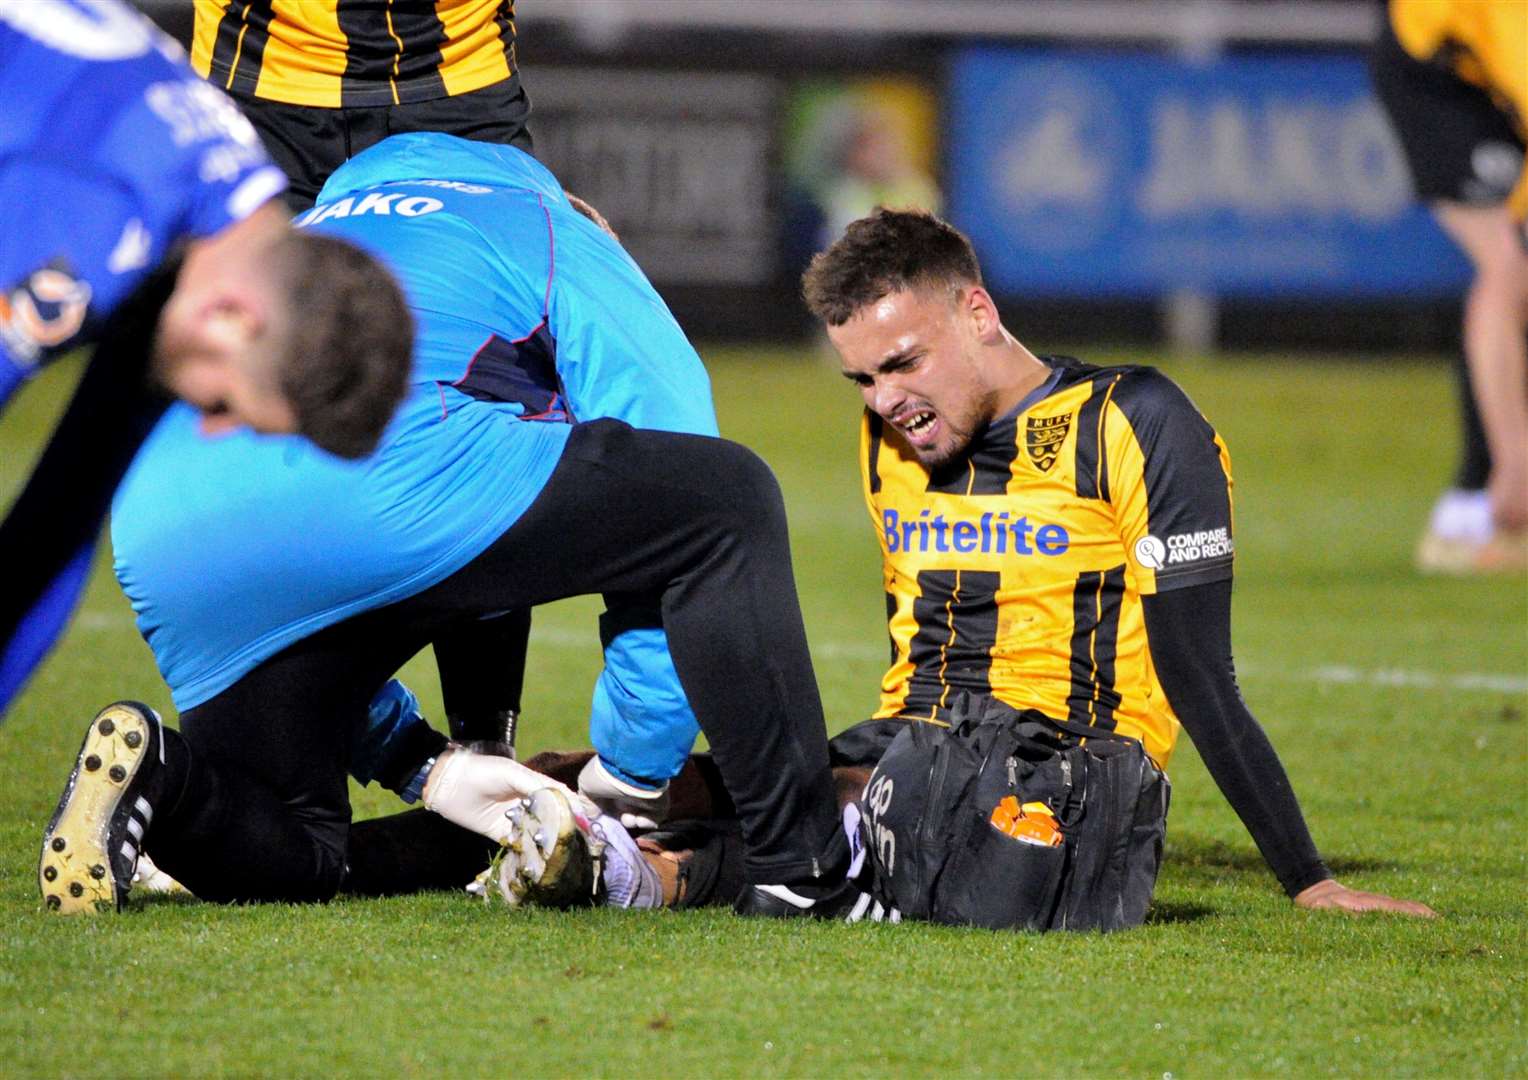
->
xmin=0 ymin=0 xmax=288 ymax=715
xmin=112 ymin=133 xmax=716 ymax=798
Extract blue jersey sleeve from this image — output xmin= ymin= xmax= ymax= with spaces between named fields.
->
xmin=0 ymin=0 xmax=286 ymax=406
xmin=540 ymin=204 xmax=718 ymax=436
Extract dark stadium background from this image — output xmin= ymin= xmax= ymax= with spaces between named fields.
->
xmin=134 ymin=0 xmax=1462 ymax=355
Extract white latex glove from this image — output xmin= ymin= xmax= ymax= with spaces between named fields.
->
xmin=424 ymin=748 xmax=600 ymax=843
xmin=577 ymin=755 xmax=670 ymax=832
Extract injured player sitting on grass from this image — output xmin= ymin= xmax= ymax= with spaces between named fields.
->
xmin=394 ymin=209 xmax=1440 ymax=924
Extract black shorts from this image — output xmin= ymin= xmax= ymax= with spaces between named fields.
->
xmin=1369 ymin=23 xmax=1524 ymax=208
xmin=229 ymin=77 xmax=534 ymax=210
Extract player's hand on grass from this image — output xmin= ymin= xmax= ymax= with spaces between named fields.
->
xmin=1294 ymin=878 xmax=1437 ymax=917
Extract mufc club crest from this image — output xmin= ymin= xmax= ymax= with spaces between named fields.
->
xmin=1025 ymin=413 xmax=1071 ymax=473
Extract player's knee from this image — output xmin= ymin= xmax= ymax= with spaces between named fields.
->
xmin=309 ymin=817 xmax=352 ymax=900
xmin=711 ymin=440 xmax=788 ymax=536
xmin=269 ymin=814 xmax=349 ymax=903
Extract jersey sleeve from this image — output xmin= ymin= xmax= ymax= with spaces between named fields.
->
xmin=1103 ymin=368 xmax=1235 ymax=594
xmin=543 ymin=204 xmax=718 ymax=436
xmin=104 ymin=73 xmax=287 ymax=243
xmin=0 ymin=2 xmax=285 ymax=406
xmin=1142 ymin=581 xmax=1330 ymax=895
xmin=0 ymin=163 xmax=141 ymax=406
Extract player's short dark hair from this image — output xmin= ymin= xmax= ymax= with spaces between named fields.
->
xmin=564 ymin=190 xmax=619 ymax=241
xmin=273 ymin=232 xmax=412 ymax=459
xmin=802 ymin=207 xmax=983 ymax=327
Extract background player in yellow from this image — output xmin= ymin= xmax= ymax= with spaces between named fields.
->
xmin=192 ymin=0 xmax=530 ymax=208
xmin=800 ymin=208 xmax=1434 ymax=916
xmin=1371 ymin=0 xmax=1528 ymax=572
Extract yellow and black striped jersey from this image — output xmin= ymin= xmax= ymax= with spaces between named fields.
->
xmin=1390 ymin=0 xmax=1526 ymax=129
xmin=862 ymin=357 xmax=1236 ymax=770
xmin=191 ymin=0 xmax=519 ymax=108
xmin=1388 ymin=0 xmax=1527 ymax=215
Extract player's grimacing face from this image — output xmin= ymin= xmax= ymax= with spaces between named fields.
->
xmin=829 ymin=286 xmax=1000 ymax=467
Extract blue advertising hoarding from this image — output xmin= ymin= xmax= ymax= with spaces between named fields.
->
xmin=947 ymin=47 xmax=1471 ymax=299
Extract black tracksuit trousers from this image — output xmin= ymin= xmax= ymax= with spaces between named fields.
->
xmin=145 ymin=420 xmax=844 ymax=902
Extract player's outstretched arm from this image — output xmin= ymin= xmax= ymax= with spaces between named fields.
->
xmin=1142 ymin=581 xmax=1436 ymax=917
xmin=1293 ymin=878 xmax=1436 ymax=917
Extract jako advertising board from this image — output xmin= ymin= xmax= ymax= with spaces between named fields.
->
xmin=947 ymin=47 xmax=1471 ymax=299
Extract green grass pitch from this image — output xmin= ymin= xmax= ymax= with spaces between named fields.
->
xmin=1 ymin=346 xmax=1522 ymax=1076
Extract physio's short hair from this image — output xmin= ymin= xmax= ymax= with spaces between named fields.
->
xmin=274 ymin=232 xmax=412 ymax=459
xmin=801 ymin=207 xmax=983 ymax=327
